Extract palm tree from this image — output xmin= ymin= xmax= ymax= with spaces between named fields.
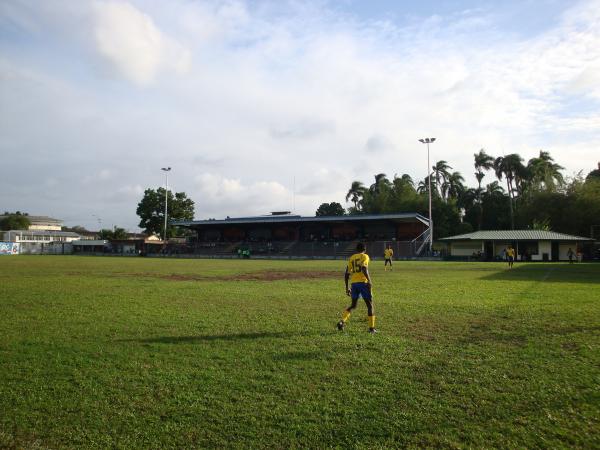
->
xmin=443 ymin=171 xmax=465 ymax=200
xmin=432 ymin=160 xmax=451 ymax=200
xmin=370 ymin=173 xmax=391 ymax=194
xmin=485 ymin=181 xmax=505 ymax=196
xmin=396 ymin=173 xmax=414 ymax=188
xmin=494 ymin=154 xmax=524 ymax=229
xmin=345 ymin=181 xmax=366 ymax=210
xmin=417 ymin=176 xmax=436 ymax=195
xmin=527 ymin=150 xmax=565 ymax=192
xmin=474 ymin=149 xmax=494 ymax=190
xmin=392 ymin=174 xmax=416 ymax=196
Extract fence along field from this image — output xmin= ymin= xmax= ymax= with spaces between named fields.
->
xmin=1 ymin=256 xmax=599 ymax=448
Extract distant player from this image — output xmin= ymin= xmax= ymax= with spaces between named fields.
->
xmin=506 ymin=245 xmax=515 ymax=268
xmin=384 ymin=244 xmax=394 ymax=271
xmin=337 ymin=242 xmax=377 ymax=333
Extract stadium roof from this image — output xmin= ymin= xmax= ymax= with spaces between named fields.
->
xmin=440 ymin=230 xmax=592 ymax=241
xmin=174 ymin=212 xmax=429 ymax=227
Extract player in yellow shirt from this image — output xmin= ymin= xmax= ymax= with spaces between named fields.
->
xmin=506 ymin=245 xmax=515 ymax=268
xmin=384 ymin=244 xmax=394 ymax=271
xmin=337 ymin=242 xmax=377 ymax=333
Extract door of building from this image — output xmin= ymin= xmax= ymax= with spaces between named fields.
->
xmin=551 ymin=242 xmax=559 ymax=261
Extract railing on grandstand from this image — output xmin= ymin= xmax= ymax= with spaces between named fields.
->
xmin=159 ymin=238 xmax=437 ymax=259
xmin=411 ymin=228 xmax=431 ymax=256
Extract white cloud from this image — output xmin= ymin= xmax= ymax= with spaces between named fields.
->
xmin=1 ymin=0 xmax=599 ymax=229
xmin=82 ymin=169 xmax=113 ymax=184
xmin=193 ymin=173 xmax=292 ymax=216
xmin=106 ymin=184 xmax=144 ymax=201
xmin=92 ymin=0 xmax=191 ymax=85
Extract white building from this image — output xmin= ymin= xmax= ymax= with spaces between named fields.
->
xmin=440 ymin=230 xmax=593 ymax=261
xmin=3 ymin=230 xmax=80 ymax=243
xmin=2 ymin=230 xmax=80 ymax=254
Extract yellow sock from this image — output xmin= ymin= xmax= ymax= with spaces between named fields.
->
xmin=342 ymin=310 xmax=351 ymax=323
xmin=368 ymin=315 xmax=376 ymax=329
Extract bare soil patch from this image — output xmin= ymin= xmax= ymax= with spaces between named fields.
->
xmin=226 ymin=270 xmax=339 ymax=281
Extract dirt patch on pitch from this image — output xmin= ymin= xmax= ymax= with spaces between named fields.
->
xmin=127 ymin=270 xmax=339 ymax=282
xmin=226 ymin=270 xmax=339 ymax=281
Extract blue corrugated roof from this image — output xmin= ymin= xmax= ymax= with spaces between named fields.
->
xmin=173 ymin=213 xmax=429 ymax=226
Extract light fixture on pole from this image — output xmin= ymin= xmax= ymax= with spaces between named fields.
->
xmin=418 ymin=138 xmax=436 ymax=255
xmin=92 ymin=214 xmax=102 ymax=230
xmin=161 ymin=167 xmax=171 ymax=242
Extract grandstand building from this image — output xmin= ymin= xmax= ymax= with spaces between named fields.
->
xmin=173 ymin=212 xmax=430 ymax=258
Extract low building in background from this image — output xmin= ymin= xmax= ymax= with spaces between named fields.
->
xmin=440 ymin=230 xmax=593 ymax=261
xmin=71 ymin=240 xmax=109 ymax=254
xmin=2 ymin=230 xmax=81 ymax=254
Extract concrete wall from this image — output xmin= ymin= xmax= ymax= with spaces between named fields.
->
xmin=559 ymin=243 xmax=577 ymax=261
xmin=530 ymin=241 xmax=551 ymax=261
xmin=450 ymin=241 xmax=482 ymax=256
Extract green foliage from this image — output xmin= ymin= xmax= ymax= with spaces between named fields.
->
xmin=136 ymin=188 xmax=195 ymax=238
xmin=98 ymin=227 xmax=128 ymax=240
xmin=344 ymin=155 xmax=599 ymax=237
xmin=531 ymin=218 xmax=551 ymax=231
xmin=1 ymin=257 xmax=599 ymax=448
xmin=315 ymin=202 xmax=345 ymax=216
xmin=349 ymin=173 xmax=463 ymax=238
xmin=586 ymin=164 xmax=600 ymax=181
xmin=0 ymin=211 xmax=31 ymax=231
xmin=62 ymin=225 xmax=89 ymax=234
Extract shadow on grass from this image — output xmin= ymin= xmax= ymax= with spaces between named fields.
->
xmin=481 ymin=263 xmax=600 ymax=284
xmin=121 ymin=332 xmax=291 ymax=344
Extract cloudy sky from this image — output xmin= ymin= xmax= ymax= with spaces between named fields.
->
xmin=1 ymin=0 xmax=599 ymax=231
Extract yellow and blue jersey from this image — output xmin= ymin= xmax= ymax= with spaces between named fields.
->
xmin=347 ymin=253 xmax=370 ymax=284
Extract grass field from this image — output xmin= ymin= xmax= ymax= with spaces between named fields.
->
xmin=1 ymin=256 xmax=599 ymax=449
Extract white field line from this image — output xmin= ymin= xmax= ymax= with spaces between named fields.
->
xmin=541 ymin=267 xmax=556 ymax=282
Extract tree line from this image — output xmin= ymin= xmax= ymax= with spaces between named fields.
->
xmin=317 ymin=151 xmax=600 ymax=239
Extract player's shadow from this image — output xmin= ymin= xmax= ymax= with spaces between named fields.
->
xmin=122 ymin=332 xmax=290 ymax=344
xmin=481 ymin=264 xmax=600 ymax=284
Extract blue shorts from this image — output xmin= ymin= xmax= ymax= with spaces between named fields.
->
xmin=351 ymin=282 xmax=372 ymax=301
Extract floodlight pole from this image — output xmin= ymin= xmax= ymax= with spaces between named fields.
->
xmin=92 ymin=214 xmax=102 ymax=230
xmin=161 ymin=167 xmax=171 ymax=242
xmin=419 ymin=138 xmax=436 ymax=255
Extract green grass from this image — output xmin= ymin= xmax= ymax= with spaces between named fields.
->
xmin=1 ymin=256 xmax=599 ymax=449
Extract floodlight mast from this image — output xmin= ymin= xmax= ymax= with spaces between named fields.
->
xmin=418 ymin=138 xmax=436 ymax=255
xmin=161 ymin=167 xmax=171 ymax=242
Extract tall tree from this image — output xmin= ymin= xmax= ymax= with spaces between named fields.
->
xmin=586 ymin=162 xmax=600 ymax=182
xmin=527 ymin=150 xmax=565 ymax=192
xmin=417 ymin=176 xmax=437 ymax=195
xmin=98 ymin=227 xmax=128 ymax=240
xmin=345 ymin=181 xmax=366 ymax=210
xmin=0 ymin=212 xmax=31 ymax=231
xmin=315 ymin=202 xmax=345 ymax=216
xmin=370 ymin=173 xmax=391 ymax=194
xmin=432 ymin=160 xmax=451 ymax=200
xmin=494 ymin=154 xmax=524 ymax=229
xmin=443 ymin=171 xmax=465 ymax=201
xmin=136 ymin=188 xmax=195 ymax=238
xmin=474 ymin=149 xmax=494 ymax=190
